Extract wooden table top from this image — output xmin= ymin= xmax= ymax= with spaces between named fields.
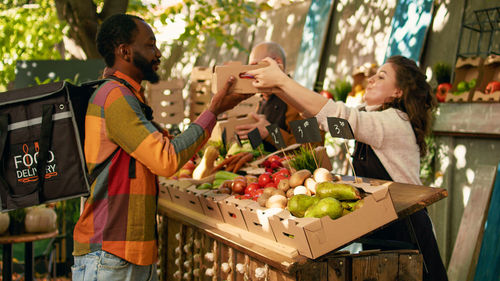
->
xmin=0 ymin=230 xmax=59 ymax=244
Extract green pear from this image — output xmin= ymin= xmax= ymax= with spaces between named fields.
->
xmin=316 ymin=182 xmax=361 ymax=200
xmin=287 ymin=194 xmax=319 ymax=218
xmin=304 ymin=197 xmax=343 ymax=219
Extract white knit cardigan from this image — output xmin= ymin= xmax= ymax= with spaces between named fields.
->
xmin=315 ymin=99 xmax=422 ymax=185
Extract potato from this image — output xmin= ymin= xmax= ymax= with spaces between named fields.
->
xmin=286 ymin=188 xmax=295 ymax=198
xmin=263 ymin=187 xmax=278 ymax=197
xmin=273 ymin=189 xmax=286 ymax=197
xmin=304 ymin=177 xmax=318 ymax=194
xmin=289 ymin=169 xmax=312 ymax=188
xmin=257 ymin=194 xmax=270 ymax=207
xmin=265 ymin=195 xmax=287 ymax=209
xmin=277 ymin=179 xmax=290 ymax=192
xmin=313 ymin=168 xmax=333 ymax=183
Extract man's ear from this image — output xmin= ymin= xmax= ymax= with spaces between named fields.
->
xmin=117 ymin=44 xmax=132 ymax=62
xmin=274 ymin=58 xmax=285 ymax=71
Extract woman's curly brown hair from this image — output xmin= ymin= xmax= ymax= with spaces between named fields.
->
xmin=381 ymin=55 xmax=437 ymax=157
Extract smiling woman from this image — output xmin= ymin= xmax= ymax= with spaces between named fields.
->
xmin=246 ymin=55 xmax=447 ymax=281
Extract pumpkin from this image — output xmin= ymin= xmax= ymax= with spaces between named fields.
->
xmin=24 ymin=207 xmax=57 ymax=233
xmin=0 ymin=212 xmax=10 ymax=234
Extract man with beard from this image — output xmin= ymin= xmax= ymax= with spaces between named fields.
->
xmin=72 ymin=14 xmax=246 ymax=281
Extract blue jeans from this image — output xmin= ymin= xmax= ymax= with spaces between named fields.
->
xmin=72 ymin=250 xmax=158 ymax=281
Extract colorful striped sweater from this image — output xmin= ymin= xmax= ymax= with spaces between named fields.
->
xmin=73 ymin=71 xmax=216 ymax=265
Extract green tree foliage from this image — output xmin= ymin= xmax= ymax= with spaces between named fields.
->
xmin=0 ymin=0 xmax=272 ymax=90
xmin=0 ymin=0 xmax=64 ymax=91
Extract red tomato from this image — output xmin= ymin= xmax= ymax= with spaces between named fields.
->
xmin=264 ymin=182 xmax=277 ymax=188
xmin=274 ymin=168 xmax=290 ymax=177
xmin=252 ymin=188 xmax=264 ymax=198
xmin=486 ymin=81 xmax=500 ymax=94
xmin=258 ymin=172 xmax=272 ymax=187
xmin=273 ymin=174 xmax=289 ymax=185
xmin=320 ymin=90 xmax=334 ymax=99
xmin=267 ymin=155 xmax=281 ymax=163
xmin=270 ymin=160 xmax=283 ymax=170
xmin=244 ymin=183 xmax=260 ymax=195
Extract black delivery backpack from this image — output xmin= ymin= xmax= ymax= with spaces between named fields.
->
xmin=0 ymin=80 xmax=106 ymax=211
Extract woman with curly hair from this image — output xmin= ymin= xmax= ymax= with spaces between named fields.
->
xmin=247 ymin=55 xmax=447 ymax=281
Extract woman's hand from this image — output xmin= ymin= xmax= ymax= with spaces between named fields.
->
xmin=246 ymin=57 xmax=290 ymax=89
xmin=235 ymin=112 xmax=271 ymax=140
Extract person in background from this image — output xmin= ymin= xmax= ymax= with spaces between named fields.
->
xmin=247 ymin=55 xmax=448 ymax=281
xmin=235 ymin=41 xmax=324 ymax=152
xmin=72 ymin=14 xmax=247 ymax=281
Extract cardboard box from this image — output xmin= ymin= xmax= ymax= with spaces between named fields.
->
xmin=222 ymin=94 xmax=261 ymax=119
xmin=198 ymin=191 xmax=230 ymax=222
xmin=219 ymin=196 xmax=254 ymax=230
xmin=446 ymin=57 xmax=484 ymax=102
xmin=472 ymin=54 xmax=500 ymax=102
xmin=191 ymin=66 xmax=213 ymax=81
xmin=242 ymin=203 xmax=283 ymax=241
xmin=167 ymin=185 xmax=208 ymax=215
xmin=212 ymin=62 xmax=281 ymax=94
xmin=211 ymin=115 xmax=254 ymax=143
xmin=158 ymin=178 xmax=194 ymax=201
xmin=268 ymin=180 xmax=398 ymax=259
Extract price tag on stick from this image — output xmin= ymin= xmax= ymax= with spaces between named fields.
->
xmin=327 ymin=117 xmax=354 ymax=139
xmin=221 ymin=128 xmax=227 ymax=151
xmin=289 ymin=118 xmax=322 ymax=144
xmin=248 ymin=128 xmax=263 ymax=150
xmin=326 ymin=117 xmax=358 ymax=181
xmin=289 ymin=118 xmax=321 ymax=168
xmin=234 ymin=133 xmax=243 ymax=147
xmin=265 ymin=124 xmax=286 ymax=149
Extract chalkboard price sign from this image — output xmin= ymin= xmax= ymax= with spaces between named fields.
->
xmin=266 ymin=124 xmax=286 ymax=149
xmin=289 ymin=118 xmax=322 ymax=144
xmin=327 ymin=117 xmax=354 ymax=139
xmin=248 ymin=128 xmax=263 ymax=149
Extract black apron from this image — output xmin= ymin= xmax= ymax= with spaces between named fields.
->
xmin=353 ymin=141 xmax=448 ymax=281
xmin=257 ymin=95 xmax=288 ymax=152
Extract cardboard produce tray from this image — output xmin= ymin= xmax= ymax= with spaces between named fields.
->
xmin=269 ymin=180 xmax=397 ymax=259
xmin=159 ymin=176 xmax=447 ymax=260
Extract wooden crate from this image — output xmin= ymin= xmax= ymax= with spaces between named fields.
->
xmin=146 ymin=79 xmax=185 ymax=126
xmin=189 ymin=66 xmax=213 ymax=122
xmin=158 ymin=213 xmax=423 ymax=281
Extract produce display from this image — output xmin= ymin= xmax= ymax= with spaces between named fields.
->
xmin=164 ymin=141 xmax=365 ymax=231
xmin=194 ymin=162 xmax=364 ymax=220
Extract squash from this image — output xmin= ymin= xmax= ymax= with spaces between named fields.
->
xmin=0 ymin=212 xmax=9 ymax=234
xmin=192 ymin=146 xmax=219 ymax=180
xmin=24 ymin=207 xmax=57 ymax=233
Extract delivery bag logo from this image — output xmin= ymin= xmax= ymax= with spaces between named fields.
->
xmin=12 ymin=142 xmax=58 ymax=184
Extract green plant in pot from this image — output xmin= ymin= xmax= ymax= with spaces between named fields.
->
xmin=331 ymin=79 xmax=352 ymax=103
xmin=8 ymin=208 xmax=26 ymax=235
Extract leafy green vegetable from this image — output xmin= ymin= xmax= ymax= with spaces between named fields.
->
xmin=288 ymin=146 xmax=317 ymax=173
